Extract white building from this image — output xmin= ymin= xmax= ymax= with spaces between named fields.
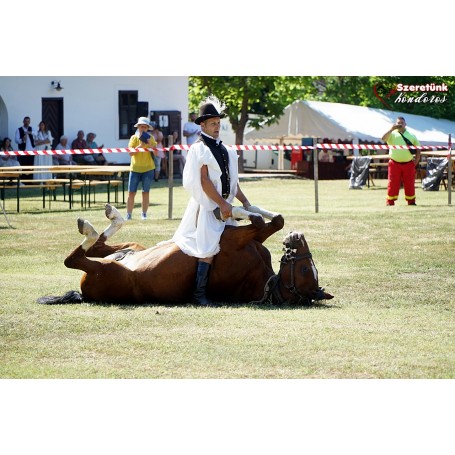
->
xmin=0 ymin=76 xmax=188 ymax=164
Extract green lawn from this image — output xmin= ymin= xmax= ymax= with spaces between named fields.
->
xmin=1 ymin=177 xmax=454 ymax=378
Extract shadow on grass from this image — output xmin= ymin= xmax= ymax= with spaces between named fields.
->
xmin=37 ymin=294 xmax=339 ymax=311
xmin=88 ymin=302 xmax=340 ymax=311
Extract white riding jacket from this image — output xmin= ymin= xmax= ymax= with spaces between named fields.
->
xmin=171 ymin=140 xmax=239 ymax=258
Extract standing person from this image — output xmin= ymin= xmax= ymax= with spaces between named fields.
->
xmin=170 ymin=130 xmax=186 ymax=177
xmin=182 ymin=112 xmax=201 ymax=150
xmin=0 ymin=138 xmax=20 ymax=167
xmin=15 ymin=116 xmax=35 ymax=168
xmin=150 ymin=122 xmax=166 ymax=181
xmin=382 ymin=116 xmax=421 ymax=206
xmin=33 ymin=120 xmax=54 ymax=180
xmin=170 ymin=96 xmax=252 ymax=306
xmin=72 ymin=130 xmax=95 ymax=165
xmin=126 ymin=117 xmax=157 ymax=220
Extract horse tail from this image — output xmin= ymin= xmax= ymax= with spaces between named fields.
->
xmin=36 ymin=290 xmax=84 ymax=305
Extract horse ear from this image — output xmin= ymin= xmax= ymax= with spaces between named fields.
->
xmin=283 ymin=231 xmax=294 ymax=247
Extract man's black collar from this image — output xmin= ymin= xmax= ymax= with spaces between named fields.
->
xmin=200 ymin=133 xmax=222 ymax=147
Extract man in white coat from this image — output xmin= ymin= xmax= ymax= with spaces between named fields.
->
xmin=171 ymin=96 xmax=253 ymax=306
xmin=182 ymin=112 xmax=201 ymax=147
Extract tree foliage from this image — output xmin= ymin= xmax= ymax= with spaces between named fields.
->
xmin=317 ymin=76 xmax=455 ymax=120
xmin=189 ymin=76 xmax=316 ymax=144
xmin=189 ymin=76 xmax=455 ymax=146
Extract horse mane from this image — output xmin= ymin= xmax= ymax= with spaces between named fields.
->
xmin=283 ymin=231 xmax=303 ymax=249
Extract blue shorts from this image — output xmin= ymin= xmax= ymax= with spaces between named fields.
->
xmin=128 ymin=170 xmax=154 ymax=192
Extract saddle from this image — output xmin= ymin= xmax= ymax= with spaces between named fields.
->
xmin=112 ymin=248 xmax=136 ymax=261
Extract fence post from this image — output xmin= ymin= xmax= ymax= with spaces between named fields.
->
xmin=167 ymin=135 xmax=174 ymax=219
xmin=313 ymin=139 xmax=319 ymax=213
xmin=447 ymin=134 xmax=452 ymax=206
xmin=278 ymin=147 xmax=284 ymax=170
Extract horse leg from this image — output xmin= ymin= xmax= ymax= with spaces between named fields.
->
xmin=246 ymin=205 xmax=281 ymax=221
xmin=102 ymin=203 xmax=124 ymax=240
xmin=85 ymin=204 xmax=146 ymax=258
xmin=230 ymin=205 xmax=284 ymax=245
xmin=253 ymin=211 xmax=284 ymax=244
xmin=221 ymin=205 xmax=285 ymax=250
xmin=77 ymin=218 xmax=99 ymax=251
xmin=231 ymin=206 xmax=265 ymax=228
xmin=64 ymin=218 xmax=103 ymax=272
xmin=64 ymin=227 xmax=135 ymax=303
xmin=232 ymin=205 xmax=284 ymax=230
xmin=65 ymin=216 xmax=133 ymax=272
xmin=65 ymin=213 xmax=121 ymax=270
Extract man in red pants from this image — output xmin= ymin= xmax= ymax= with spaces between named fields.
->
xmin=382 ymin=116 xmax=421 ymax=206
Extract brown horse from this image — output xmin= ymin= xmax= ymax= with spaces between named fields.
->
xmin=38 ymin=204 xmax=333 ymax=306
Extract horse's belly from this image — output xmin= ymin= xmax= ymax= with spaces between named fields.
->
xmin=128 ymin=246 xmax=197 ymax=302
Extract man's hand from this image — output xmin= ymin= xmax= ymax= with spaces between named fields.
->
xmin=382 ymin=124 xmax=400 ymax=142
xmin=219 ymin=200 xmax=232 ymax=220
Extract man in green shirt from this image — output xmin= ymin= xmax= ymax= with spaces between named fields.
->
xmin=381 ymin=116 xmax=420 ymax=206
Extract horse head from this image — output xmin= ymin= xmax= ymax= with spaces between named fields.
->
xmin=269 ymin=231 xmax=334 ymax=306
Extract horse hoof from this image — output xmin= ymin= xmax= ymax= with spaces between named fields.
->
xmin=249 ymin=214 xmax=265 ymax=228
xmin=105 ymin=203 xmax=113 ymax=217
xmin=271 ymin=214 xmax=284 ymax=230
xmin=105 ymin=204 xmax=124 ymax=223
xmin=77 ymin=218 xmax=98 ymax=238
xmin=77 ymin=218 xmax=86 ymax=235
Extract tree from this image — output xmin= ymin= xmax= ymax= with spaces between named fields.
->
xmin=189 ymin=76 xmax=455 ymax=169
xmin=189 ymin=76 xmax=316 ymax=144
xmin=189 ymin=76 xmax=316 ymax=171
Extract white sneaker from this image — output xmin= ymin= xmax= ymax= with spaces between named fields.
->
xmin=141 ymin=212 xmax=147 ymax=220
xmin=125 ymin=213 xmax=132 ymax=221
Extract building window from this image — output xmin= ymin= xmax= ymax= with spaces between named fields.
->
xmin=119 ymin=91 xmax=138 ymax=139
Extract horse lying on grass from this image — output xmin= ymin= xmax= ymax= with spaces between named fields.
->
xmin=38 ymin=204 xmax=333 ymax=306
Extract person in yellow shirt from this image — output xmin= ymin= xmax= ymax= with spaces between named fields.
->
xmin=126 ymin=117 xmax=157 ymax=220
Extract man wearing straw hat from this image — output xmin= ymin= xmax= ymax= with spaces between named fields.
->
xmin=171 ymin=96 xmax=253 ymax=306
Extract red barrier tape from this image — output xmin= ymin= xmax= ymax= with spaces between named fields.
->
xmin=0 ymin=143 xmax=450 ymax=156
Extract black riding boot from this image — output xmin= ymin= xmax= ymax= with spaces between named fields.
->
xmin=193 ymin=261 xmax=215 ymax=306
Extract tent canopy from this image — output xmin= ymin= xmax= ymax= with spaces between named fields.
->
xmin=244 ymin=100 xmax=455 ymax=146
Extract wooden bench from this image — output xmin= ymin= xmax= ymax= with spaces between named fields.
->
xmin=1 ymin=165 xmax=129 ymax=211
xmin=66 ymin=179 xmax=123 ymax=209
xmin=0 ymin=180 xmax=64 ymax=212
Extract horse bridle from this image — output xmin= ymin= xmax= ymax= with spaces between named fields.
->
xmin=278 ymin=245 xmax=313 ymax=305
xmin=274 ymin=247 xmax=316 ymax=305
xmin=253 ymin=245 xmax=319 ymax=306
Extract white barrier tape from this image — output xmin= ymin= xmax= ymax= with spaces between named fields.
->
xmin=0 ymin=143 xmax=450 ymax=156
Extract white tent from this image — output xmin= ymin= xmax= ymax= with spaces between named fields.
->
xmin=244 ymin=100 xmax=455 ymax=146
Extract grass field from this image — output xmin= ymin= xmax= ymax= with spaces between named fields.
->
xmin=1 ymin=177 xmax=454 ymax=379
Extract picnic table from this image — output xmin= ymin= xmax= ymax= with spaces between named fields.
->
xmin=0 ymin=165 xmax=130 ymax=212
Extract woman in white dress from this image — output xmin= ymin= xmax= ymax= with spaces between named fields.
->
xmin=33 ymin=120 xmax=54 ymax=180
